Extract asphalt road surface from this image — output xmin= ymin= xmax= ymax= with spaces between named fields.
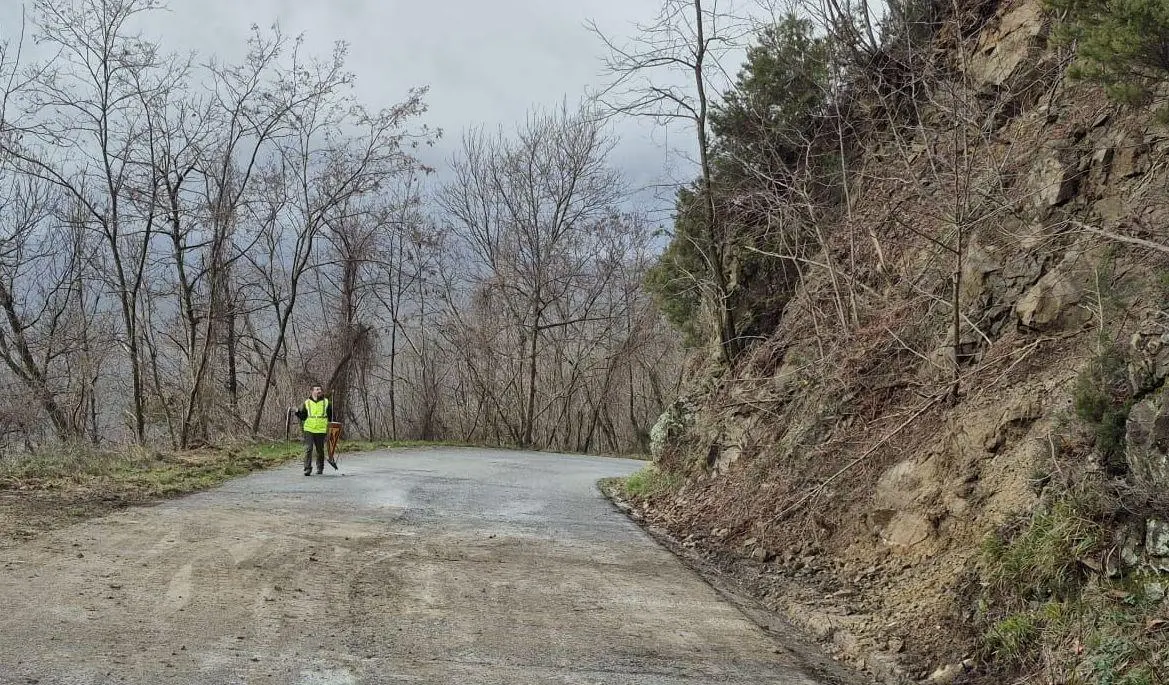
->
xmin=0 ymin=448 xmax=830 ymax=684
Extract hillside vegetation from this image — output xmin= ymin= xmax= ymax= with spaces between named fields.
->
xmin=621 ymin=0 xmax=1169 ymax=682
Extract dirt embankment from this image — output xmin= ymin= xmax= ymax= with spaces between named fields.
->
xmin=630 ymin=0 xmax=1169 ymax=682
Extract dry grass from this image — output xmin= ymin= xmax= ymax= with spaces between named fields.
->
xmin=0 ymin=439 xmax=470 ymax=545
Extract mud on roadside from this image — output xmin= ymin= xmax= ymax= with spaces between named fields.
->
xmin=0 ymin=489 xmax=136 ymax=547
xmin=600 ymin=479 xmax=882 ymax=685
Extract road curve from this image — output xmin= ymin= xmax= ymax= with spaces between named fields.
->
xmin=0 ymin=448 xmax=827 ymax=684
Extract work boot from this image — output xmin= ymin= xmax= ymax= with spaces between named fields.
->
xmin=304 ymin=468 xmax=312 ymax=476
xmin=315 ymin=469 xmax=323 ymax=475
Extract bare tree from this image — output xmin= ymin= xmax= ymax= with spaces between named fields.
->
xmin=364 ymin=175 xmax=436 ymax=439
xmin=0 ymin=175 xmax=88 ymax=439
xmin=591 ymin=0 xmax=751 ymax=363
xmin=151 ymin=26 xmax=342 ymax=447
xmin=439 ymin=104 xmax=626 ymax=447
xmin=246 ymin=63 xmax=432 ymax=435
xmin=0 ymin=2 xmax=677 ymax=455
xmin=0 ymin=0 xmax=171 ymax=441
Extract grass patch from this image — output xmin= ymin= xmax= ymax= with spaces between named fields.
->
xmin=984 ymin=613 xmax=1041 ymax=666
xmin=0 ymin=438 xmax=469 ymax=498
xmin=977 ymin=588 xmax=1169 ymax=684
xmin=622 ymin=464 xmax=682 ymax=499
xmin=976 ymin=481 xmax=1169 ymax=683
xmin=981 ymin=497 xmax=1104 ymax=601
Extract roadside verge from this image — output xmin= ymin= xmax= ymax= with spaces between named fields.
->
xmin=600 ymin=477 xmax=883 ymax=685
xmin=0 ymin=440 xmax=465 ymax=546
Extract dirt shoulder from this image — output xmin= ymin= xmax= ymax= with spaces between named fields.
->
xmin=600 ymin=478 xmax=878 ymax=685
xmin=0 ymin=440 xmax=458 ymax=547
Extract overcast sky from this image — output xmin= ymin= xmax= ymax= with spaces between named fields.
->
xmin=156 ymin=0 xmax=708 ymax=220
xmin=2 ymin=0 xmax=762 ymax=221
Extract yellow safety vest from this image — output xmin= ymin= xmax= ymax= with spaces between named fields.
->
xmin=303 ymin=398 xmax=330 ymax=434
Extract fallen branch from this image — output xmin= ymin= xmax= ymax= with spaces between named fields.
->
xmin=1070 ymin=220 xmax=1169 ymax=256
xmin=768 ymin=392 xmax=945 ymax=523
xmin=744 ymin=245 xmax=880 ymax=297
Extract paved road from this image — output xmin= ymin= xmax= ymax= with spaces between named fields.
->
xmin=0 ymin=448 xmax=826 ymax=684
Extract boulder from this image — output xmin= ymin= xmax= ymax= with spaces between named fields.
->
xmin=1093 ymin=196 xmax=1133 ymax=228
xmin=1148 ymin=519 xmax=1169 ymax=557
xmin=959 ymin=238 xmax=1003 ymax=308
xmin=649 ymin=399 xmax=695 ymax=461
xmin=1029 ymin=155 xmax=1079 ymax=209
xmin=926 ymin=662 xmax=964 ymax=685
xmin=751 ymin=546 xmax=775 ymax=562
xmin=1113 ymin=134 xmax=1150 ymax=179
xmin=1016 ymin=271 xmax=1086 ymax=330
xmin=1128 ymin=318 xmax=1169 ymax=393
xmin=966 ymin=0 xmax=1046 ymax=87
xmin=1107 ymin=523 xmax=1145 ymax=576
xmin=985 ymin=399 xmax=1043 ymax=452
xmin=871 ymin=510 xmax=934 ymax=549
xmin=1015 ymin=250 xmax=1096 ymax=332
xmin=948 ymin=234 xmax=1047 ymax=344
xmin=714 ymin=443 xmax=742 ymax=475
xmin=874 ymin=459 xmax=933 ymax=510
xmin=1125 ymin=390 xmax=1169 ymax=488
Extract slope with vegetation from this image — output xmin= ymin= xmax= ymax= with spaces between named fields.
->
xmin=616 ymin=0 xmax=1169 ymax=682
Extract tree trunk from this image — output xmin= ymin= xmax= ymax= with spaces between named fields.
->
xmin=252 ymin=302 xmax=296 ymax=435
xmin=389 ymin=315 xmax=398 ymax=441
xmin=522 ymin=324 xmax=540 ymax=448
xmin=691 ymin=0 xmax=736 ymax=364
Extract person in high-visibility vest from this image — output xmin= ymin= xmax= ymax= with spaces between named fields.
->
xmin=291 ymin=385 xmax=333 ymax=476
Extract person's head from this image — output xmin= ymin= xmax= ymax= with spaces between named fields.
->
xmin=310 ymin=385 xmax=323 ymax=400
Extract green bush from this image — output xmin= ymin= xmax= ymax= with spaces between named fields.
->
xmin=1073 ymin=347 xmax=1132 ymax=468
xmin=1048 ymin=0 xmax=1169 ymax=105
xmin=645 ymin=190 xmax=708 ymax=347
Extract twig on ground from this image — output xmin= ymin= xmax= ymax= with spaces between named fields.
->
xmin=769 ymin=392 xmax=945 ymax=523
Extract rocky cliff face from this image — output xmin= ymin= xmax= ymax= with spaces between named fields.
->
xmin=637 ymin=0 xmax=1169 ymax=682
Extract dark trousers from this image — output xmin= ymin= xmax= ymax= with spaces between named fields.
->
xmin=303 ymin=431 xmax=327 ymax=472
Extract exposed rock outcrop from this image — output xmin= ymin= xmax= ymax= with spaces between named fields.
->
xmin=966 ymin=0 xmax=1047 ymax=88
xmin=1014 ymin=249 xmax=1100 ymax=332
xmin=1125 ymin=387 xmax=1169 ymax=488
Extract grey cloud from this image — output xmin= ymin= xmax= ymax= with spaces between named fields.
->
xmin=4 ymin=0 xmax=715 ymax=217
